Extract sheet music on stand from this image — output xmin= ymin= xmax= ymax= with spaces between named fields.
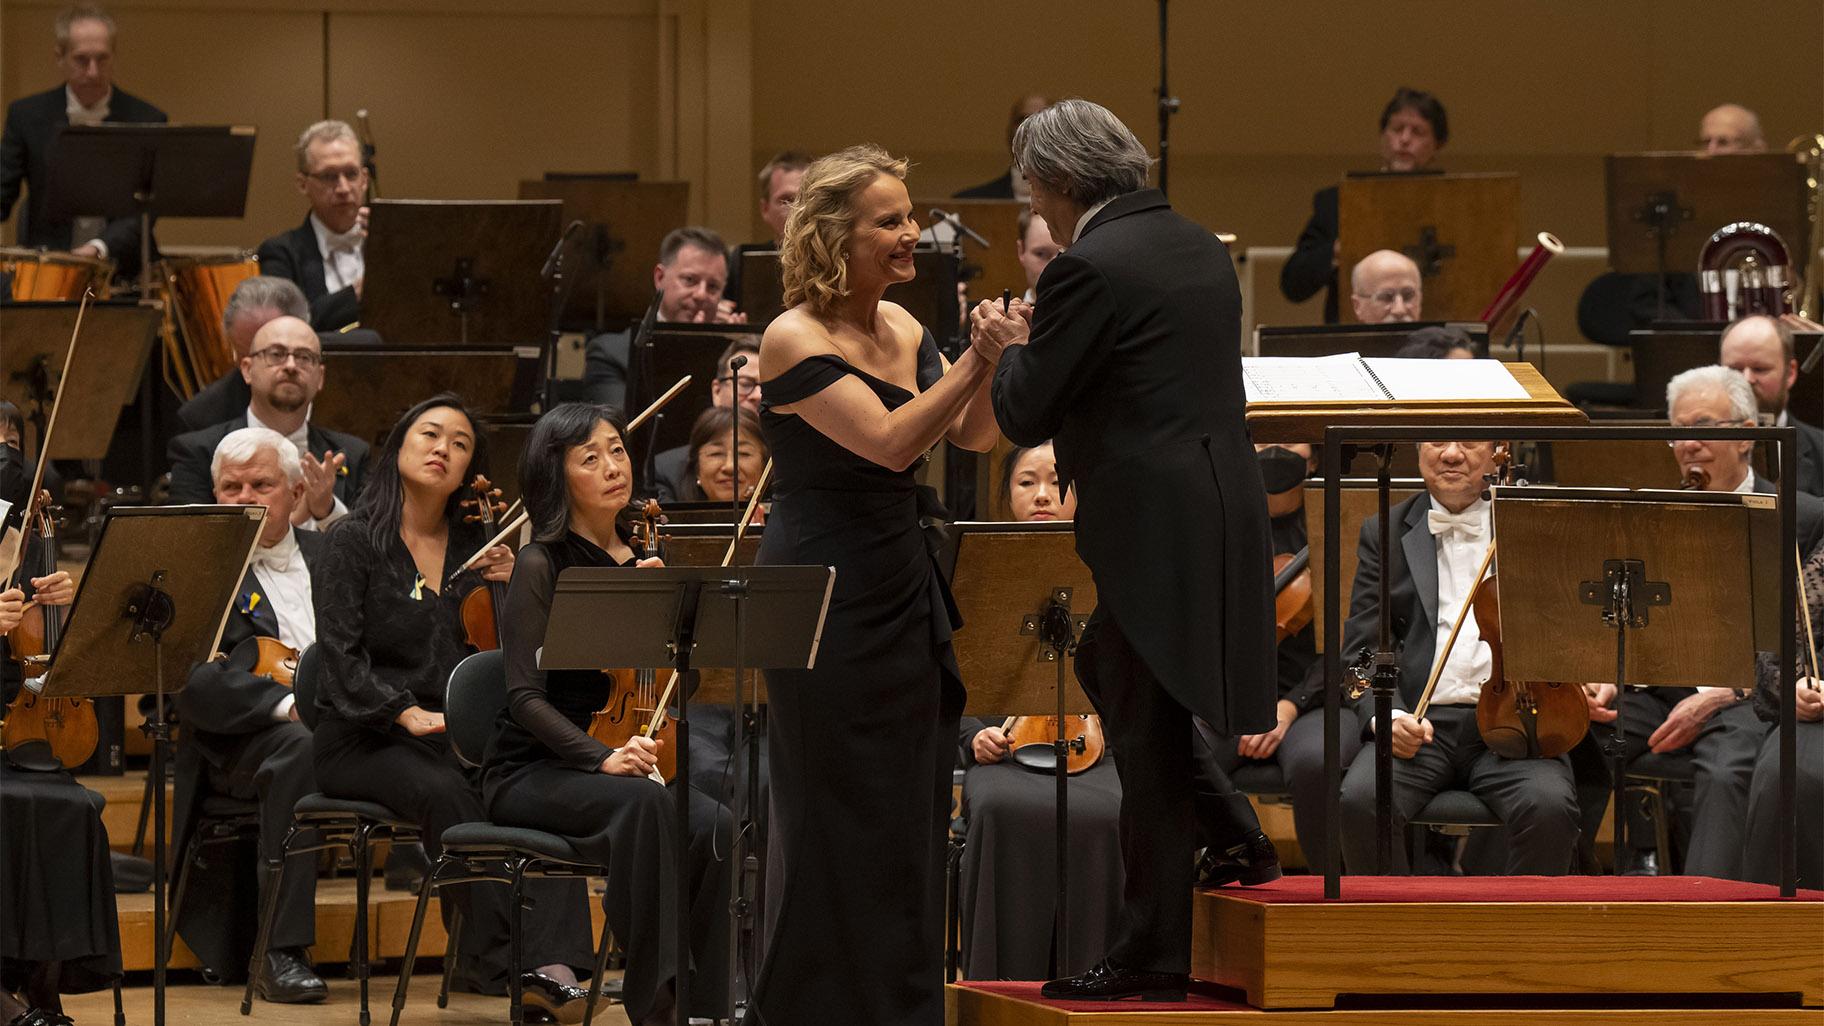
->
xmin=1241 ymin=353 xmax=1531 ymax=404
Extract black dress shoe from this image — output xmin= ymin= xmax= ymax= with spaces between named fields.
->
xmin=518 ymin=971 xmax=593 ymax=1025
xmin=1040 ymin=959 xmax=1189 ymax=1002
xmin=7 ymin=1008 xmax=74 ymax=1026
xmin=255 ymin=947 xmax=329 ymax=1004
xmin=1196 ymin=830 xmax=1283 ymax=887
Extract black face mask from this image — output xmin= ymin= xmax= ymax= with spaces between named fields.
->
xmin=1257 ymin=446 xmax=1309 ymax=495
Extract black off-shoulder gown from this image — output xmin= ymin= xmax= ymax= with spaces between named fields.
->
xmin=751 ymin=331 xmax=966 ymax=1025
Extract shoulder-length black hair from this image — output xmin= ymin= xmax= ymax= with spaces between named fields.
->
xmin=519 ymin=402 xmax=630 ymax=543
xmin=347 ymin=392 xmax=489 ymax=552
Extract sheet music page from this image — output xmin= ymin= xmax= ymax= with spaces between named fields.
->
xmin=1243 ymin=352 xmax=1388 ymax=403
xmin=1362 ymin=357 xmax=1531 ymax=401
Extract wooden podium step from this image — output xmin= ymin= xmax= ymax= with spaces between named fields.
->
xmin=1190 ymin=876 xmax=1823 ymax=1011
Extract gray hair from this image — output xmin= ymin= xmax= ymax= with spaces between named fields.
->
xmin=1666 ymin=365 xmax=1758 ymax=422
xmin=294 ymin=120 xmax=359 ymax=173
xmin=211 ymin=427 xmax=302 ymax=487
xmin=1011 ymin=99 xmax=1152 ymax=207
xmin=55 ymin=5 xmax=115 ymax=52
xmin=222 ymin=276 xmax=309 ymax=336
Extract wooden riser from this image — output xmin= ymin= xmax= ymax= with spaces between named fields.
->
xmin=1190 ymin=881 xmax=1823 ymax=1010
xmin=948 ymin=985 xmax=1824 ymax=1025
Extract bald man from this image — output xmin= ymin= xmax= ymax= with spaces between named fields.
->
xmin=1719 ymin=314 xmax=1824 ymax=496
xmin=1350 ymin=249 xmax=1423 ymax=323
xmin=166 ymin=316 xmax=368 ymax=521
xmin=1700 ymin=103 xmax=1766 ymax=155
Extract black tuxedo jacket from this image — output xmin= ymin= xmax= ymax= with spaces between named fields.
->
xmin=954 ymin=170 xmax=1015 ymax=200
xmin=991 ymin=189 xmax=1275 ymax=735
xmin=254 ymin=216 xmax=361 ymax=330
xmin=1753 ymin=472 xmax=1824 ymax=555
xmin=176 ymin=371 xmax=253 ymax=432
xmin=1789 ymin=417 xmax=1824 ymax=499
xmin=1280 ymin=184 xmax=1339 ymax=323
xmin=166 ymin=418 xmax=369 ymax=508
xmin=0 ymin=85 xmax=167 ymax=279
xmin=1340 ymin=493 xmax=1442 ymax=723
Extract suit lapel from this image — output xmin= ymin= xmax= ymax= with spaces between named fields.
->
xmin=1400 ymin=496 xmax=1439 ymax=627
xmin=232 ymin=568 xmax=280 ymax=638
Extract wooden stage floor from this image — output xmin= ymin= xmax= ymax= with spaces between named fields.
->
xmin=61 ymin=974 xmax=635 ymax=1026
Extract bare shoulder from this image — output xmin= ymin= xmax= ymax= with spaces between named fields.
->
xmin=759 ymin=307 xmax=835 ymax=380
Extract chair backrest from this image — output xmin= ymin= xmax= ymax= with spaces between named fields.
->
xmin=293 ymin=643 xmax=323 ymax=731
xmin=445 ymin=649 xmax=507 ymax=769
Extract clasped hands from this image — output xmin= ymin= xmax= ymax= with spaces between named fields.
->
xmin=968 ymin=298 xmax=1032 ymax=366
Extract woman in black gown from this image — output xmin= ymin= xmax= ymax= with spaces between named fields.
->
xmin=480 ymin=402 xmax=731 ymax=1025
xmin=311 ymin=394 xmax=595 ymax=1011
xmin=751 ymin=145 xmax=1004 ymax=1025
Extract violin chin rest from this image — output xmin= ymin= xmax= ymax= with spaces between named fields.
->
xmin=3 ymin=739 xmax=62 ymax=773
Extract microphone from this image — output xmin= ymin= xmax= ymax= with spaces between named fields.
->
xmin=541 ymin=220 xmax=584 ymax=280
xmin=929 ymin=208 xmax=990 ymax=248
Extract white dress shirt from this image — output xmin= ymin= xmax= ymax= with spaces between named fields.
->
xmin=1072 ymin=199 xmax=1113 ymax=244
xmin=309 ymin=212 xmax=365 ymax=295
xmin=1423 ymin=496 xmax=1493 ymax=709
xmin=64 ymin=86 xmax=111 ymax=257
xmin=250 ymin=527 xmax=315 ymax=720
xmin=247 ymin=407 xmax=348 ymax=529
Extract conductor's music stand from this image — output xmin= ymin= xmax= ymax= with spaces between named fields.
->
xmin=1491 ymin=486 xmax=1770 ymax=866
xmin=36 ymin=505 xmax=265 ymax=1026
xmin=45 ymin=124 xmax=257 ymax=296
xmin=362 ymin=199 xmax=564 ymax=346
xmin=542 ymin=564 xmax=833 ymax=1026
xmin=1604 ymin=152 xmax=1809 ymax=319
xmin=945 ymin=521 xmax=1097 ymax=978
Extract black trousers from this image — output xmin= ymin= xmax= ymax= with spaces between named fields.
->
xmin=208 ymin=721 xmax=319 ymax=950
xmin=1743 ymin=719 xmax=1823 ymax=889
xmin=1206 ymin=707 xmax=1362 ymax=871
xmin=1338 ymin=706 xmax=1580 ymax=875
xmin=312 ymin=717 xmax=592 ymax=991
xmin=486 ymin=760 xmax=732 ymax=1023
xmin=1075 ymin=611 xmax=1256 ymax=975
xmin=1617 ymin=690 xmax=1768 ymax=879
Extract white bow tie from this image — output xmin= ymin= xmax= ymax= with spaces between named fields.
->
xmin=1428 ymin=508 xmax=1486 ymax=541
xmin=324 ymin=229 xmax=362 ymax=255
xmin=253 ymin=540 xmax=298 ymax=573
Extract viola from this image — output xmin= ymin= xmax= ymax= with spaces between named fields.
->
xmin=1273 ymin=545 xmax=1313 ymax=643
xmin=1000 ymin=714 xmax=1105 ymax=774
xmin=458 ymin=475 xmax=510 ymax=651
xmin=3 ymin=489 xmax=98 ymax=769
xmin=1468 ymin=446 xmax=1589 ymax=760
xmin=588 ymin=500 xmax=678 ymax=781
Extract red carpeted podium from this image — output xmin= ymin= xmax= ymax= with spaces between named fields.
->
xmin=948 ymin=876 xmax=1824 ymax=1025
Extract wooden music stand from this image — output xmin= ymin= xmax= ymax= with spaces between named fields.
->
xmin=914 ymin=197 xmax=1029 ymax=302
xmin=1491 ymin=485 xmax=1769 ymax=865
xmin=0 ymin=300 xmax=159 ymax=459
xmin=945 ymin=520 xmax=1098 ymax=975
xmin=1245 ymin=361 xmax=1585 ymax=444
xmin=362 ymin=199 xmax=563 ymax=346
xmin=516 ymin=178 xmax=690 ymax=330
xmin=1541 ymin=422 xmax=1687 ymax=490
xmin=1337 ymin=172 xmax=1520 ymax=322
xmin=309 ymin=344 xmax=541 ymax=449
xmin=1605 ymin=152 xmax=1808 ymax=279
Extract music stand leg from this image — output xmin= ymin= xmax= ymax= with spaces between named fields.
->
xmin=724 ymin=581 xmax=759 ymax=1022
xmin=1051 ymin=641 xmax=1070 ymax=976
xmin=1371 ymin=446 xmax=1399 ymax=874
xmin=143 ymin=639 xmax=170 ymax=1026
xmin=667 ymin=581 xmax=703 ymax=1026
xmin=1322 ymin=441 xmax=1345 ymax=899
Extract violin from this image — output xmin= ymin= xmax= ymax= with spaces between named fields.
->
xmin=225 ymin=634 xmax=299 ymax=687
xmin=1467 ymin=446 xmax=1589 ymax=760
xmin=588 ymin=500 xmax=678 ymax=781
xmin=1273 ymin=545 xmax=1313 ymax=643
xmin=3 ymin=489 xmax=98 ymax=769
xmin=999 ymin=714 xmax=1105 ymax=774
xmin=458 ymin=475 xmax=510 ymax=651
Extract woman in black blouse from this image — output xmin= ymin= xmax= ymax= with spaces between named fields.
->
xmin=482 ymin=402 xmax=730 ymax=1026
xmin=311 ymin=394 xmax=594 ymax=1014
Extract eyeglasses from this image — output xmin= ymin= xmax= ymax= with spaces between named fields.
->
xmin=1666 ymin=417 xmax=1749 ymax=447
xmin=1356 ymin=287 xmax=1420 ymax=306
xmin=250 ymin=346 xmax=322 ymax=369
xmin=304 ymin=167 xmax=366 ymax=186
xmin=718 ymin=376 xmax=760 ymax=395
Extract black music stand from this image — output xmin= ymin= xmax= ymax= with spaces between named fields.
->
xmin=45 ymin=124 xmax=256 ymax=296
xmin=630 ymin=323 xmax=763 ymax=461
xmin=362 ymin=199 xmax=564 ymax=346
xmin=1491 ymin=486 xmax=1767 ymax=868
xmin=944 ymin=521 xmax=1098 ymax=978
xmin=36 ymin=505 xmax=264 ymax=1026
xmin=542 ymin=564 xmax=833 ymax=1026
xmin=311 ymin=343 xmax=541 ymax=448
xmin=1253 ymin=320 xmax=1490 ymax=360
xmin=1604 ymin=152 xmax=1809 ymax=320
xmin=0 ymin=301 xmax=160 ymax=481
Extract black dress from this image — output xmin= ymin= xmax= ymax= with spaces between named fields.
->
xmin=0 ymin=758 xmax=121 ymax=996
xmin=480 ymin=533 xmax=731 ymax=1022
xmin=751 ymin=331 xmax=965 ymax=1025
xmin=310 ymin=515 xmax=592 ymax=993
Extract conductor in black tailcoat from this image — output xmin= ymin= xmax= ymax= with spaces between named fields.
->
xmin=980 ymin=99 xmax=1276 ymax=1002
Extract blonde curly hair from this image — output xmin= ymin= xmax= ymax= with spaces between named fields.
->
xmin=780 ymin=144 xmax=909 ymax=314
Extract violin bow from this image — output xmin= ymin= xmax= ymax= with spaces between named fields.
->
xmin=642 ymin=460 xmax=773 ymax=740
xmin=457 ymin=509 xmax=529 ymax=574
xmin=628 ymin=375 xmax=691 ymax=434
xmin=1412 ymin=539 xmax=1498 ymax=721
xmin=1798 ymin=546 xmax=1822 ymax=691
xmin=1 ymin=289 xmax=90 ymax=587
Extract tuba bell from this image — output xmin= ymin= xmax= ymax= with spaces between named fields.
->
xmin=1697 ymin=221 xmax=1791 ymax=321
